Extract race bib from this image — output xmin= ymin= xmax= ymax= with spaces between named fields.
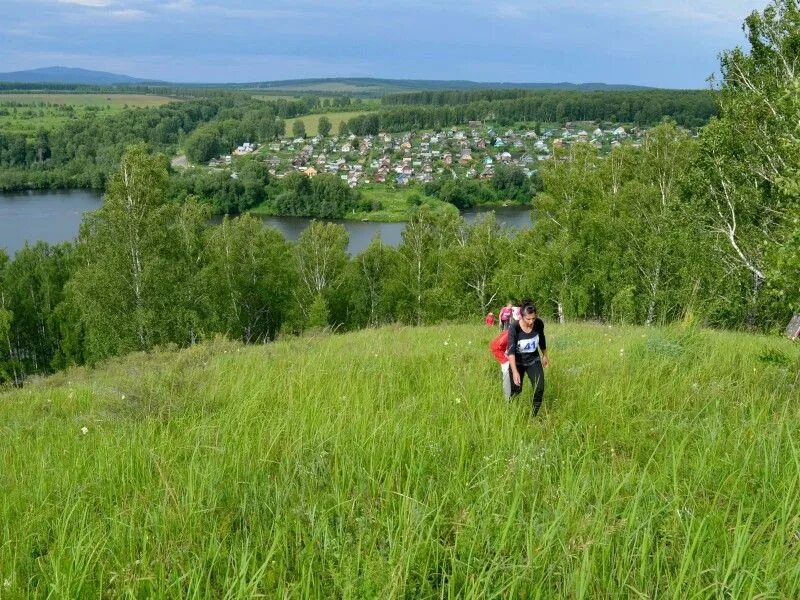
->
xmin=517 ymin=335 xmax=538 ymax=353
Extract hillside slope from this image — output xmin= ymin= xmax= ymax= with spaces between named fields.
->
xmin=1 ymin=323 xmax=798 ymax=597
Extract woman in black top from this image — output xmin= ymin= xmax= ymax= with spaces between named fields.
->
xmin=506 ymin=301 xmax=550 ymax=416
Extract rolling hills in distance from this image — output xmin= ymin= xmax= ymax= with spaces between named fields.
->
xmin=0 ymin=66 xmax=658 ymax=94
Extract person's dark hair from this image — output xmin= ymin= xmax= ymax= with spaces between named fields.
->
xmin=521 ymin=299 xmax=537 ymax=315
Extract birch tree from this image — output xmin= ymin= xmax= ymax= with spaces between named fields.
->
xmin=294 ymin=221 xmax=349 ymax=325
xmin=201 ymin=215 xmax=296 ymax=343
xmin=699 ymin=0 xmax=800 ymax=323
xmin=67 ymin=144 xmax=207 ymax=362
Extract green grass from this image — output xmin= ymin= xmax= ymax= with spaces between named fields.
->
xmin=350 ymin=185 xmax=457 ymax=222
xmin=284 ymin=111 xmax=367 ymax=137
xmin=1 ymin=322 xmax=799 ymax=597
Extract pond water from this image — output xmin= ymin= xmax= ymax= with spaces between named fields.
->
xmin=1 ymin=190 xmax=532 ymax=256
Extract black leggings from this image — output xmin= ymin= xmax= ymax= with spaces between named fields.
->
xmin=510 ymin=360 xmax=545 ymax=416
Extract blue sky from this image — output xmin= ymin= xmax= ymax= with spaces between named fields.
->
xmin=1 ymin=0 xmax=767 ymax=87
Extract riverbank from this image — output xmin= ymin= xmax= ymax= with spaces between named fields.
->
xmin=249 ymin=184 xmax=531 ymax=223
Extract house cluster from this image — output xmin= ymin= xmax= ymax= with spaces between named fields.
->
xmin=547 ymin=124 xmax=641 ymax=151
xmin=214 ymin=122 xmax=647 ymax=187
xmin=232 ymin=141 xmax=259 ymax=156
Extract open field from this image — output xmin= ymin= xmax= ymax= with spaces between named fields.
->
xmin=0 ymin=93 xmax=176 ymax=107
xmin=284 ymin=111 xmax=367 ymax=137
xmin=1 ymin=322 xmax=799 ymax=597
xmin=0 ymin=93 xmax=176 ymax=138
xmin=250 ymin=93 xmax=301 ymax=101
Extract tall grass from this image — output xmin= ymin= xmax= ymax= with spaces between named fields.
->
xmin=1 ymin=323 xmax=798 ymax=598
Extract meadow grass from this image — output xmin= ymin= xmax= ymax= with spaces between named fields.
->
xmin=284 ymin=111 xmax=367 ymax=137
xmin=0 ymin=94 xmax=175 ymax=138
xmin=1 ymin=322 xmax=799 ymax=598
xmin=0 ymin=94 xmax=176 ymax=108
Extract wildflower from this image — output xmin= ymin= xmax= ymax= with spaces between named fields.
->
xmin=3 ymin=579 xmax=10 ymax=589
xmin=80 ymin=426 xmax=89 ymax=435
xmin=444 ymin=341 xmax=449 ymax=346
xmin=454 ymin=397 xmax=462 ymax=404
xmin=121 ymin=394 xmax=126 ymax=400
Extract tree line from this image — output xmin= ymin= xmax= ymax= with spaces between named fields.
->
xmin=345 ymin=89 xmax=717 ymax=134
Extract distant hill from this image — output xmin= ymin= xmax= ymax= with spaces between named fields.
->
xmin=0 ymin=66 xmax=157 ymax=85
xmin=0 ymin=69 xmax=658 ymax=95
xmin=235 ymin=77 xmax=655 ymax=95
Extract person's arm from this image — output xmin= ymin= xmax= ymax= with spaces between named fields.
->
xmin=508 ymin=353 xmax=521 ymax=385
xmin=538 ymin=319 xmax=550 ymax=368
xmin=506 ymin=325 xmax=521 ymax=385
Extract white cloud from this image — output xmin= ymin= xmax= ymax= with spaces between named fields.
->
xmin=110 ymin=8 xmax=147 ymax=18
xmin=56 ymin=0 xmax=113 ymax=5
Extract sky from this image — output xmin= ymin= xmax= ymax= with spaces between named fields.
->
xmin=0 ymin=0 xmax=768 ymax=88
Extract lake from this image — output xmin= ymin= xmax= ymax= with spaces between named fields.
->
xmin=0 ymin=190 xmax=532 ymax=256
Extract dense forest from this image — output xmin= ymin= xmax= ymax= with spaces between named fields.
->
xmin=1 ymin=2 xmax=798 ymax=386
xmin=346 ymin=89 xmax=717 ymax=134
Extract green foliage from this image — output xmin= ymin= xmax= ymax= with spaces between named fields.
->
xmin=294 ymin=221 xmax=349 ymax=319
xmin=492 ymin=164 xmax=537 ymax=202
xmin=291 ymin=119 xmax=306 ymax=138
xmin=317 ymin=115 xmax=332 ymax=137
xmin=184 ymin=126 xmax=219 ymax=163
xmin=305 ymin=294 xmax=330 ymax=329
xmin=200 ymin=215 xmax=296 ymax=343
xmin=64 ymin=144 xmax=208 ymax=363
xmin=0 ymin=241 xmax=73 ymax=374
xmin=168 ymin=159 xmax=269 ymax=214
xmin=340 ymin=237 xmax=400 ymax=328
xmin=273 ymin=172 xmax=357 ymax=219
xmin=697 ymin=0 xmax=800 ymax=327
xmin=347 ymin=89 xmax=717 ymax=134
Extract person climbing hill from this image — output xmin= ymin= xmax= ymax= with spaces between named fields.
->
xmin=507 ymin=300 xmax=550 ymax=416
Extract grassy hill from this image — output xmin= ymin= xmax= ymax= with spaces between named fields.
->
xmin=1 ymin=322 xmax=799 ymax=597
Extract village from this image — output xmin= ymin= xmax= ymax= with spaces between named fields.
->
xmin=208 ymin=122 xmax=647 ymax=188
